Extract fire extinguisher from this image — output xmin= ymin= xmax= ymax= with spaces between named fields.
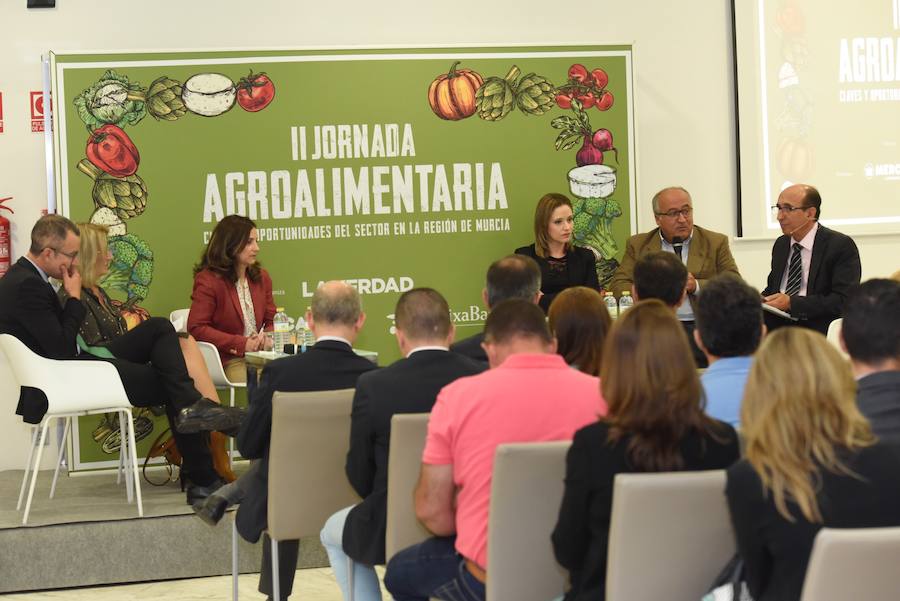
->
xmin=0 ymin=197 xmax=13 ymax=279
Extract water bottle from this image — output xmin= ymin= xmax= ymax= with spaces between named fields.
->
xmin=272 ymin=307 xmax=291 ymax=353
xmin=295 ymin=314 xmax=316 ymax=353
xmin=618 ymin=291 xmax=634 ymax=315
xmin=603 ymin=291 xmax=618 ymax=319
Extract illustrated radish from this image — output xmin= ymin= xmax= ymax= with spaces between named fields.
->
xmin=591 ymin=128 xmax=619 ymax=162
xmin=576 ymin=135 xmax=604 ymax=167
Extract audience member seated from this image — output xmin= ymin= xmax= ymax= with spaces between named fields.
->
xmin=551 ymin=300 xmax=739 ymax=601
xmin=840 ymin=279 xmax=900 ymax=443
xmin=320 ymin=288 xmax=485 ymax=601
xmin=188 ymin=215 xmax=276 ymax=383
xmin=515 ymin=193 xmax=600 ymax=313
xmin=726 ymin=327 xmax=900 ymax=601
xmin=0 ymin=215 xmax=241 ymax=504
xmin=548 ymin=286 xmax=611 ymax=377
xmin=195 ymin=281 xmax=377 ymax=601
xmin=383 ymin=299 xmax=607 ymax=601
xmin=450 ymin=254 xmax=542 ymax=364
xmin=631 ymin=250 xmax=687 ymax=308
xmin=60 ymin=223 xmax=237 ymax=481
xmin=693 ymin=274 xmax=764 ymax=427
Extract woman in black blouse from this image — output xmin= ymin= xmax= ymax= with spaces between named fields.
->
xmin=551 ymin=300 xmax=739 ymax=601
xmin=515 ymin=193 xmax=600 ymax=313
xmin=726 ymin=327 xmax=900 ymax=601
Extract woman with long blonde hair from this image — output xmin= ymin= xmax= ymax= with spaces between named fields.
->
xmin=726 ymin=327 xmax=900 ymax=601
xmin=552 ymin=300 xmax=739 ymax=601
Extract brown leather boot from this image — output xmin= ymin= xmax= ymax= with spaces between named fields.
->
xmin=209 ymin=431 xmax=236 ymax=482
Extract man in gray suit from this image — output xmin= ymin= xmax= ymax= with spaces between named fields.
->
xmin=841 ymin=278 xmax=900 ymax=442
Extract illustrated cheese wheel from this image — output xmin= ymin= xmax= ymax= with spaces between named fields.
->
xmin=182 ymin=73 xmax=236 ymax=117
xmin=568 ymin=164 xmax=617 ymax=199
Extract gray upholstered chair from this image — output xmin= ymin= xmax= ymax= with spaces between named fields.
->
xmin=385 ymin=412 xmax=431 ymax=562
xmin=801 ymin=527 xmax=900 ymax=600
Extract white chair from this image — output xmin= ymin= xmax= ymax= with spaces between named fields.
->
xmin=826 ymin=318 xmax=848 ymax=358
xmin=0 ymin=334 xmax=143 ymax=525
xmin=486 ymin=441 xmax=571 ymax=601
xmin=801 ymin=527 xmax=900 ymax=600
xmin=231 ymin=388 xmax=360 ymax=601
xmin=606 ymin=470 xmax=733 ymax=601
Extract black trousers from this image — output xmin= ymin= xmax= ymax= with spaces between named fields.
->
xmin=258 ymin=534 xmax=301 ymax=601
xmin=680 ymin=320 xmax=709 ymax=369
xmin=82 ymin=317 xmax=215 ymax=485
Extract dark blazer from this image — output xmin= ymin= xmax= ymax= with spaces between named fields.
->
xmin=607 ymin=226 xmax=740 ymax=307
xmin=0 ymin=257 xmax=85 ymax=422
xmin=188 ymin=268 xmax=277 ymax=366
xmin=726 ymin=444 xmax=900 ymax=601
xmin=449 ymin=331 xmax=487 ymax=364
xmin=552 ymin=420 xmax=740 ymax=601
xmin=762 ymin=225 xmax=861 ymax=334
xmin=234 ymin=339 xmax=377 ymax=542
xmin=514 ymin=243 xmax=600 ymax=312
xmin=857 ymin=371 xmax=900 ymax=444
xmin=342 ymin=349 xmax=484 ymax=565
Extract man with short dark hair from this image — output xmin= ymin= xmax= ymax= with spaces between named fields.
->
xmin=762 ymin=183 xmax=861 ymax=334
xmin=841 ymin=279 xmax=900 ymax=442
xmin=384 ymin=299 xmax=606 ymax=601
xmin=219 ymin=281 xmax=378 ymax=600
xmin=632 ymin=251 xmax=688 ymax=308
xmin=319 ymin=288 xmax=485 ymax=601
xmin=0 ymin=215 xmax=241 ymax=504
xmin=450 ymin=254 xmax=541 ymax=363
xmin=694 ymin=274 xmax=765 ymax=426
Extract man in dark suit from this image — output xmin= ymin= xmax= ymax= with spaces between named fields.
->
xmin=762 ymin=184 xmax=862 ymax=334
xmin=0 ymin=215 xmax=240 ymax=502
xmin=319 ymin=288 xmax=484 ymax=601
xmin=196 ymin=280 xmax=376 ymax=601
xmin=841 ymin=278 xmax=900 ymax=442
xmin=450 ymin=254 xmax=541 ymax=364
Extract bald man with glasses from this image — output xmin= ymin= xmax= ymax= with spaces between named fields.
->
xmin=609 ymin=186 xmax=740 ymax=367
xmin=761 ymin=183 xmax=861 ymax=334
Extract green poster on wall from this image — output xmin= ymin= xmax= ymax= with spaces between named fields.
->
xmin=50 ymin=45 xmax=636 ymax=470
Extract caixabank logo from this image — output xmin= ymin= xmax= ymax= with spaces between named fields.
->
xmin=386 ymin=302 xmax=487 ymax=336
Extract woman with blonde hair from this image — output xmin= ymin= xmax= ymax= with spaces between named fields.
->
xmin=726 ymin=327 xmax=900 ymax=601
xmin=515 ymin=193 xmax=600 ymax=313
xmin=62 ymin=223 xmax=236 ymax=482
xmin=548 ymin=286 xmax=611 ymax=377
xmin=552 ymin=300 xmax=739 ymax=601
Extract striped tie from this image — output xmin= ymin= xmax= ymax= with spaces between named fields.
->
xmin=785 ymin=243 xmax=803 ymax=296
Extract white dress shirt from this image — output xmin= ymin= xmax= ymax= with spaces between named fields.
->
xmin=779 ymin=222 xmax=818 ymax=296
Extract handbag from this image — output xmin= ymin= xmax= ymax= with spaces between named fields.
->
xmin=702 ymin=554 xmax=754 ymax=601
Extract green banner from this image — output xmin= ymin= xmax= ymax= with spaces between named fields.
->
xmin=51 ymin=45 xmax=636 ymax=468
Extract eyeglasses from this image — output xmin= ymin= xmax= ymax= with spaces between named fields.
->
xmin=771 ymin=204 xmax=809 ymax=216
xmin=655 ymin=207 xmax=693 ymax=219
xmin=46 ymin=247 xmax=79 ymax=260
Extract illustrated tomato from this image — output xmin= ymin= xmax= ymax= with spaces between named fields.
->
xmin=236 ymin=71 xmax=276 ymax=112
xmin=86 ymin=124 xmax=139 ymax=177
xmin=567 ymin=64 xmax=588 ymax=83
xmin=596 ymin=91 xmax=614 ymax=111
xmin=577 ymin=92 xmax=596 ymax=109
xmin=555 ymin=93 xmax=574 ymax=109
xmin=591 ymin=68 xmax=609 ymax=89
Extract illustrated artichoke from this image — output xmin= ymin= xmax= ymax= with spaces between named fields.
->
xmin=144 ymin=76 xmax=187 ymax=121
xmin=105 ymin=233 xmax=154 ymax=301
xmin=74 ymin=70 xmax=147 ymax=131
xmin=78 ymin=159 xmax=147 ymax=220
xmin=516 ymin=73 xmax=556 ymax=115
xmin=475 ymin=65 xmax=520 ymax=121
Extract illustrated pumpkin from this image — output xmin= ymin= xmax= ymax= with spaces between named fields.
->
xmin=776 ymin=138 xmax=813 ymax=181
xmin=428 ymin=62 xmax=484 ymax=121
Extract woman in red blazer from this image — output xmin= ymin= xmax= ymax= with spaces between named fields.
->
xmin=188 ymin=215 xmax=276 ymax=383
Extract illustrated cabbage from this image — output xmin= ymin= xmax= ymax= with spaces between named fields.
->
xmin=73 ymin=70 xmax=147 ymax=130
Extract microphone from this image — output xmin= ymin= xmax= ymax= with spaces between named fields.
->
xmin=786 ymin=216 xmax=813 ymax=238
xmin=671 ymin=236 xmax=684 ymax=261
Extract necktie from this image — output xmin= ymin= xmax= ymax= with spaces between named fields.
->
xmin=785 ymin=243 xmax=803 ymax=296
xmin=672 ymin=243 xmax=683 ymax=261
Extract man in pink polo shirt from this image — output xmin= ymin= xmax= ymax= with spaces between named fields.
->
xmin=384 ymin=299 xmax=607 ymax=601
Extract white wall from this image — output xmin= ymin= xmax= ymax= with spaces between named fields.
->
xmin=0 ymin=0 xmax=896 ymax=470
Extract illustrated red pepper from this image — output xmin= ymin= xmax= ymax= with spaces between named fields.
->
xmin=85 ymin=124 xmax=140 ymax=177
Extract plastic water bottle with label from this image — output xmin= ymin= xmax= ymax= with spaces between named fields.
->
xmin=618 ymin=291 xmax=634 ymax=315
xmin=603 ymin=291 xmax=618 ymax=319
xmin=295 ymin=312 xmax=316 ymax=353
xmin=272 ymin=307 xmax=291 ymax=353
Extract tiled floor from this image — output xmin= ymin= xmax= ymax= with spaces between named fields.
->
xmin=1 ymin=567 xmax=389 ymax=600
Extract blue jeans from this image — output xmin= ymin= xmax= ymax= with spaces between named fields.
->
xmin=384 ymin=537 xmax=485 ymax=601
xmin=320 ymin=505 xmax=383 ymax=601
